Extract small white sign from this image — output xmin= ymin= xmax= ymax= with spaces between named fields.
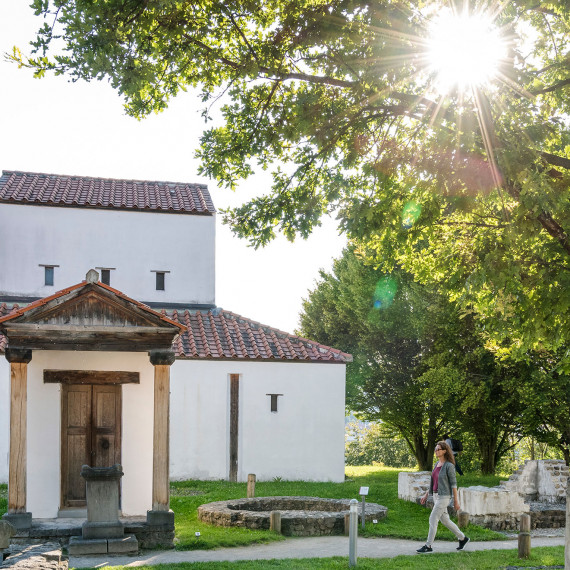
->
xmin=373 ymin=519 xmax=378 ymax=524
xmin=359 ymin=486 xmax=369 ymax=496
xmin=195 ymin=531 xmax=201 ymax=537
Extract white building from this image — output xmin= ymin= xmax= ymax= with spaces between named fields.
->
xmin=0 ymin=170 xmax=349 ymax=530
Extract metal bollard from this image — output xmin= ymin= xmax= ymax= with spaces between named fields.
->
xmin=349 ymin=498 xmax=358 ymax=567
xmin=518 ymin=513 xmax=531 ymax=559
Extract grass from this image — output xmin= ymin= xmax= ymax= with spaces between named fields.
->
xmin=3 ymin=472 xmax=566 ymax=569
xmin=0 ymin=469 xmax=507 ymax=549
xmin=71 ymin=546 xmax=566 ymax=569
xmin=169 ymin=466 xmax=506 ymax=550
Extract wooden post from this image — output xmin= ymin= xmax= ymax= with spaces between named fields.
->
xmin=518 ymin=513 xmax=531 ymax=559
xmin=149 ymin=350 xmax=175 ymax=512
xmin=9 ymin=362 xmax=28 ymax=513
xmin=247 ymin=474 xmax=256 ymax=498
xmin=344 ymin=513 xmax=350 ymax=536
xmin=229 ymin=375 xmax=239 ymax=482
xmin=6 ymin=350 xmax=32 ymax=514
xmin=3 ymin=349 xmax=32 ymax=529
xmin=270 ymin=511 xmax=281 ymax=533
xmin=458 ymin=510 xmax=470 ymax=529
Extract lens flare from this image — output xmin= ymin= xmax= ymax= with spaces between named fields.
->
xmin=427 ymin=8 xmax=506 ymax=93
xmin=401 ymin=201 xmax=422 ymax=229
xmin=373 ymin=276 xmax=397 ymax=309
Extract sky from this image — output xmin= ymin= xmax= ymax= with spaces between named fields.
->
xmin=0 ymin=4 xmax=347 ymax=335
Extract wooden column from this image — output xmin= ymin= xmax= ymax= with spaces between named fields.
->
xmin=4 ymin=348 xmax=32 ymax=528
xmin=229 ymin=374 xmax=239 ymax=482
xmin=149 ymin=350 xmax=175 ymax=512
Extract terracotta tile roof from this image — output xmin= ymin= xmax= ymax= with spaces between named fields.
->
xmin=0 ymin=301 xmax=351 ymax=363
xmin=167 ymin=308 xmax=351 ymax=362
xmin=0 ymin=170 xmax=215 ymax=215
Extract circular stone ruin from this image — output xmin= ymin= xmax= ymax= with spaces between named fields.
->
xmin=197 ymin=496 xmax=388 ymax=536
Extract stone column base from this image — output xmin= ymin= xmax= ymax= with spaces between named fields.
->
xmin=82 ymin=521 xmax=124 ymax=539
xmin=146 ymin=510 xmax=174 ymax=528
xmin=2 ymin=512 xmax=32 ymax=530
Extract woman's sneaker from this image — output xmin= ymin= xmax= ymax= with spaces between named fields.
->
xmin=457 ymin=536 xmax=470 ymax=550
xmin=416 ymin=544 xmax=433 ymax=553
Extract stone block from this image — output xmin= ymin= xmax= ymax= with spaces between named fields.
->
xmin=68 ymin=537 xmax=108 ymax=555
xmin=1 ymin=513 xmax=32 ymax=531
xmin=459 ymin=486 xmax=529 ymax=516
xmin=108 ymin=534 xmax=139 ymax=553
xmin=82 ymin=521 xmax=124 ymax=539
xmin=147 ymin=510 xmax=175 ymax=528
xmin=0 ymin=520 xmax=16 ymax=549
xmin=398 ymin=472 xmax=430 ymax=502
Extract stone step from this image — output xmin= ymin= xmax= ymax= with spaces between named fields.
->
xmin=68 ymin=534 xmax=138 ymax=556
xmin=1 ymin=542 xmax=67 ymax=569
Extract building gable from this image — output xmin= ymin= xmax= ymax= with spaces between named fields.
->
xmin=0 ymin=271 xmax=184 ymax=352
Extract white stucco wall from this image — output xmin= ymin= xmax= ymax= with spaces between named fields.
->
xmin=0 ymin=354 xmax=346 ymax=515
xmin=0 ymin=203 xmax=215 ymax=305
xmin=170 ymin=360 xmax=346 ymax=483
xmin=24 ymin=351 xmax=154 ymax=518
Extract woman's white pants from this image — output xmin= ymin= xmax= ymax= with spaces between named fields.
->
xmin=427 ymin=493 xmax=465 ymax=547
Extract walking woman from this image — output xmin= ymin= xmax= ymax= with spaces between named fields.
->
xmin=416 ymin=440 xmax=470 ymax=553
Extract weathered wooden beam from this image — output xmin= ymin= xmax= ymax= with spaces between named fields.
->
xmin=44 ymin=370 xmax=140 ymax=384
xmin=152 ymin=364 xmax=171 ymax=511
xmin=229 ymin=374 xmax=239 ymax=482
xmin=8 ymin=362 xmax=28 ymax=513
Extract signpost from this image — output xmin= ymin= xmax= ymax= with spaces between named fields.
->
xmin=359 ymin=486 xmax=369 ymax=530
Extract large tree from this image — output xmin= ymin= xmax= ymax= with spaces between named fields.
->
xmin=12 ymin=1 xmax=570 ymax=359
xmin=300 ymin=247 xmax=529 ymax=473
xmin=299 ymin=248 xmax=452 ymax=470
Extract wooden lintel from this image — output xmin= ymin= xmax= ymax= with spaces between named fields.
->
xmin=44 ymin=370 xmax=140 ymax=385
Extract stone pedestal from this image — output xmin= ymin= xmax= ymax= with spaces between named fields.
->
xmin=146 ymin=509 xmax=175 ymax=528
xmin=81 ymin=464 xmax=124 ymax=539
xmin=71 ymin=464 xmax=138 ymax=555
xmin=1 ymin=513 xmax=31 ymax=531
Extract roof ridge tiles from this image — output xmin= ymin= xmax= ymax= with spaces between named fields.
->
xmin=0 ymin=170 xmax=216 ymax=214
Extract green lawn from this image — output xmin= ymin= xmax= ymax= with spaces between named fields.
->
xmin=0 ymin=468 xmax=507 ymax=550
xmin=169 ymin=466 xmax=506 ymax=550
xmin=3 ymin=474 xmax=566 ymax=569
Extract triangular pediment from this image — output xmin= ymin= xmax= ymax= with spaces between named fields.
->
xmin=20 ymin=288 xmax=167 ymax=328
xmin=0 ymin=280 xmax=184 ymax=352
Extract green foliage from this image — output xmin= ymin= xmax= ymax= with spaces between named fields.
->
xmin=12 ymin=0 xmax=570 ymax=365
xmin=345 ymin=422 xmax=416 ymax=468
xmin=11 ymin=0 xmax=570 ymax=460
xmin=301 ymin=248 xmax=536 ymax=473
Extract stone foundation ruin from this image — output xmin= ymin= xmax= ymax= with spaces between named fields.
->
xmin=398 ymin=459 xmax=568 ymax=531
xmin=198 ymin=496 xmax=388 ymax=536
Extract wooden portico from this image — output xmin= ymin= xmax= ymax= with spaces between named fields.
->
xmin=0 ymin=270 xmax=184 ymax=532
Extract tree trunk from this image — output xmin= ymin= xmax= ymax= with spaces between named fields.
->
xmin=478 ymin=434 xmax=498 ymax=475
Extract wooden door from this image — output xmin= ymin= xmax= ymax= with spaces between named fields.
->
xmin=61 ymin=383 xmax=121 ymax=508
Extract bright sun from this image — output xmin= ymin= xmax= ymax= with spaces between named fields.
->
xmin=427 ymin=8 xmax=506 ymax=93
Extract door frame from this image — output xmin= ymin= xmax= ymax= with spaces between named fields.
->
xmin=49 ymin=370 xmax=138 ymax=509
